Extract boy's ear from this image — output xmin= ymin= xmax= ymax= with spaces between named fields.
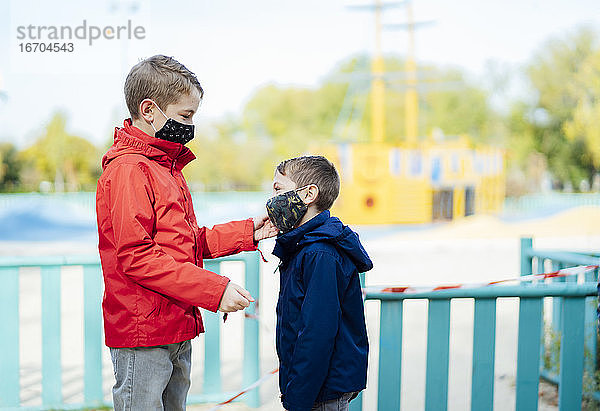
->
xmin=139 ymin=99 xmax=155 ymax=123
xmin=302 ymin=184 xmax=319 ymax=206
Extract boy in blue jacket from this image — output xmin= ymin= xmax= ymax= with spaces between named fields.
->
xmin=266 ymin=156 xmax=373 ymax=411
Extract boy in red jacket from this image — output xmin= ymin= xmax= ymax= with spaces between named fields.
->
xmin=96 ymin=55 xmax=277 ymax=411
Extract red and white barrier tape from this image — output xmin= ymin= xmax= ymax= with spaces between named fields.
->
xmin=237 ymin=266 xmax=598 ymax=322
xmin=244 ymin=312 xmax=260 ymax=320
xmin=365 ymin=264 xmax=598 ymax=295
xmin=207 ymin=368 xmax=279 ymax=411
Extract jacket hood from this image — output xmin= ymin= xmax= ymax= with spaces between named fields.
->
xmin=102 ymin=119 xmax=196 ymax=171
xmin=273 ymin=210 xmax=373 ymax=273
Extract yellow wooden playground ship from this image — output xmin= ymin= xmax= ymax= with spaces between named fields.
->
xmin=317 ymin=139 xmax=504 ymax=225
xmin=311 ymin=0 xmax=505 ymax=225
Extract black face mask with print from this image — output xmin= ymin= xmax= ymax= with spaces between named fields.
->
xmin=265 ymin=186 xmax=311 ymax=233
xmin=150 ymin=101 xmax=195 ymax=145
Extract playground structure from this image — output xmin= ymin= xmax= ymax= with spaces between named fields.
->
xmin=317 ymin=139 xmax=504 ymax=224
xmin=311 ymin=0 xmax=505 ymax=225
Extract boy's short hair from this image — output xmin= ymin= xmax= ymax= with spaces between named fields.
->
xmin=277 ymin=156 xmax=340 ymax=212
xmin=124 ymin=55 xmax=204 ymax=120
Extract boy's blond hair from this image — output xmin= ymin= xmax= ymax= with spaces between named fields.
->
xmin=124 ymin=55 xmax=204 ymax=120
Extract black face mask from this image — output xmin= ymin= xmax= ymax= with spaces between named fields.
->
xmin=266 ymin=186 xmax=311 ymax=233
xmin=150 ymin=102 xmax=195 ymax=145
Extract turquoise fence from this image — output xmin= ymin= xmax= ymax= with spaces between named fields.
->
xmin=349 ymin=238 xmax=599 ymax=411
xmin=520 ymin=237 xmax=600 ymax=402
xmin=0 ymin=251 xmax=261 ymax=410
xmin=503 ymin=193 xmax=600 ymax=217
xmin=2 ymin=240 xmax=598 ymax=410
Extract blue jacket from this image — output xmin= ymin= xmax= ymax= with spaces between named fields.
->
xmin=273 ymin=210 xmax=373 ymax=411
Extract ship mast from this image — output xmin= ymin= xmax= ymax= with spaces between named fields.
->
xmin=404 ymin=1 xmax=418 ymax=147
xmin=349 ymin=0 xmax=430 ymax=146
xmin=370 ymin=0 xmax=386 ymax=144
xmin=348 ymin=1 xmax=403 ymax=144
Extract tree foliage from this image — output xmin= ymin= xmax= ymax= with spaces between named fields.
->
xmin=184 ymin=117 xmax=276 ymax=191
xmin=509 ymin=27 xmax=600 ymax=187
xmin=242 ymin=55 xmax=496 ymax=160
xmin=3 ymin=28 xmax=600 ymax=194
xmin=19 ymin=112 xmax=101 ymax=191
xmin=0 ymin=143 xmax=22 ymax=191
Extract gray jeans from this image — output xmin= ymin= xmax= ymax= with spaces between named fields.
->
xmin=311 ymin=392 xmax=357 ymax=411
xmin=110 ymin=340 xmax=192 ymax=411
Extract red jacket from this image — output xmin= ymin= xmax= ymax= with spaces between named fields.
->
xmin=96 ymin=119 xmax=256 ymax=348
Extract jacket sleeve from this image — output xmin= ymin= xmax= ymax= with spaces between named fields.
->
xmin=103 ymin=162 xmax=229 ymax=312
xmin=283 ymin=251 xmax=344 ymax=411
xmin=197 ymin=219 xmax=257 ymax=259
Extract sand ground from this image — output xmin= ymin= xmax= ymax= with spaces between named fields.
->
xmin=5 ymin=206 xmax=600 ymax=410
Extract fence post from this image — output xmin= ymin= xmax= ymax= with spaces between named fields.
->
xmin=515 ymin=297 xmax=543 ymax=411
xmin=471 ymin=298 xmax=497 ymax=411
xmin=520 ymin=237 xmax=533 ymax=276
xmin=83 ymin=264 xmax=104 ymax=404
xmin=533 ymin=258 xmax=547 ymax=378
xmin=425 ymin=299 xmax=451 ymax=411
xmin=551 ymin=261 xmax=564 ymax=377
xmin=583 ymin=266 xmax=598 ymax=386
xmin=0 ymin=266 xmax=20 ymax=407
xmin=243 ymin=252 xmax=261 ymax=408
xmin=377 ymin=300 xmax=403 ymax=411
xmin=41 ymin=265 xmax=62 ymax=407
xmin=203 ymin=260 xmax=222 ymax=395
xmin=558 ymin=297 xmax=585 ymax=410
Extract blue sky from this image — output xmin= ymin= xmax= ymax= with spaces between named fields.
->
xmin=1 ymin=0 xmax=599 ymax=147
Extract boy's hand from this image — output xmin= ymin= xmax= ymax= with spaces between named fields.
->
xmin=218 ymin=282 xmax=255 ymax=313
xmin=253 ymin=214 xmax=279 ymax=242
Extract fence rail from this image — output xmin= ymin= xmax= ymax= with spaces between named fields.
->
xmin=503 ymin=193 xmax=600 ymax=216
xmin=0 ymin=251 xmax=261 ymax=410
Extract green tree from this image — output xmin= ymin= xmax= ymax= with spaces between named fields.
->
xmin=514 ymin=27 xmax=600 ymax=187
xmin=563 ymin=48 xmax=600 ymax=169
xmin=416 ymin=69 xmax=495 ymax=143
xmin=241 ymin=55 xmax=497 ymax=160
xmin=19 ymin=112 xmax=101 ymax=191
xmin=184 ymin=117 xmax=276 ymax=191
xmin=242 ymin=81 xmax=347 ymax=158
xmin=0 ymin=143 xmax=22 ymax=192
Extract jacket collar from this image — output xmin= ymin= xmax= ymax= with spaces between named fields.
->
xmin=105 ymin=119 xmax=196 ymax=170
xmin=273 ymin=210 xmax=330 ymax=262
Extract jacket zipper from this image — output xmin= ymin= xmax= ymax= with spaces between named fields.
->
xmin=171 ymin=148 xmax=199 ymax=335
xmin=170 ymin=145 xmax=181 ymax=176
xmin=183 ymin=191 xmax=199 ymax=266
xmin=171 ymin=149 xmax=199 ymax=266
